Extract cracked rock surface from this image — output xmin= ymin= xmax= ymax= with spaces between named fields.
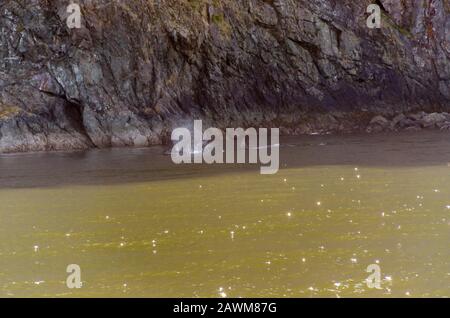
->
xmin=0 ymin=0 xmax=449 ymax=153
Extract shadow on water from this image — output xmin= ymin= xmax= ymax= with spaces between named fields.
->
xmin=1 ymin=130 xmax=450 ymax=189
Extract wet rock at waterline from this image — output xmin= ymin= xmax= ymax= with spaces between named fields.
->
xmin=366 ymin=112 xmax=450 ymax=133
xmin=366 ymin=116 xmax=390 ymax=133
xmin=1 ymin=0 xmax=449 ymax=153
xmin=421 ymin=113 xmax=448 ymax=128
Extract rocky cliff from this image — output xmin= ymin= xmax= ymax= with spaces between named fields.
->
xmin=0 ymin=0 xmax=449 ymax=153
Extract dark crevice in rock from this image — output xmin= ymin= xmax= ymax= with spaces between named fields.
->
xmin=39 ymin=89 xmax=95 ymax=148
xmin=375 ymin=0 xmax=388 ymax=13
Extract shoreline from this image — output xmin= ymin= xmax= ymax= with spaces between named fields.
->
xmin=1 ymin=110 xmax=450 ymax=155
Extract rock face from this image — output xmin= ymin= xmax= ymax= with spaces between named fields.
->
xmin=367 ymin=111 xmax=450 ymax=132
xmin=0 ymin=0 xmax=449 ymax=153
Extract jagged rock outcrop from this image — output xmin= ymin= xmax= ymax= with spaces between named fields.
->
xmin=0 ymin=0 xmax=449 ymax=152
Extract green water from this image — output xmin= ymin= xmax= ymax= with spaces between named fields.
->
xmin=0 ymin=132 xmax=449 ymax=297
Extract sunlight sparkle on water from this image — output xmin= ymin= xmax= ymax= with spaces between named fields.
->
xmin=218 ymin=287 xmax=227 ymax=298
xmin=2 ymin=132 xmax=450 ymax=297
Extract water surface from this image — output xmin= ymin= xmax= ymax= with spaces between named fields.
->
xmin=0 ymin=131 xmax=449 ymax=297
